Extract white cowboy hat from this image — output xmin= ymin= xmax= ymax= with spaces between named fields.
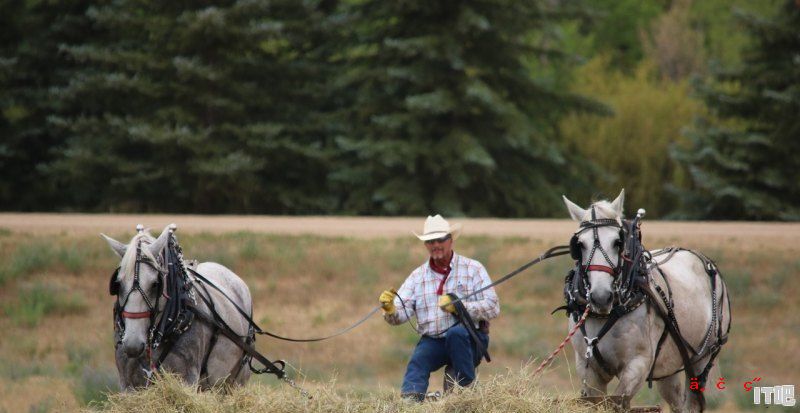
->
xmin=413 ymin=214 xmax=462 ymax=241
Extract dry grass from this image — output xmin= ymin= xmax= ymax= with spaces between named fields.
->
xmin=97 ymin=367 xmax=613 ymax=413
xmin=0 ymin=219 xmax=797 ymax=412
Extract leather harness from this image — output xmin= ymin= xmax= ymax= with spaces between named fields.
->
xmin=110 ymin=234 xmax=288 ymax=382
xmin=553 ymin=209 xmax=730 ymax=410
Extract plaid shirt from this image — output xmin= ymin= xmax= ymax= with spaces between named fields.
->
xmin=384 ymin=252 xmax=500 ymax=337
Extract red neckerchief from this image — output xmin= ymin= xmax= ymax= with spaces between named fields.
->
xmin=430 ymin=252 xmax=453 ymax=296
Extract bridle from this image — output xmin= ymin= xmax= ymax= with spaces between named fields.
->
xmin=110 ymin=238 xmax=166 ymax=339
xmin=108 ymin=228 xmax=294 ymax=389
xmin=560 ymin=206 xmax=728 ymax=408
xmin=570 ymin=206 xmax=624 ymax=297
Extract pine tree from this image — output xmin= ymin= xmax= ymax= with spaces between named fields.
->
xmin=51 ymin=0 xmax=337 ymax=213
xmin=672 ymin=1 xmax=800 ymax=220
xmin=330 ymin=0 xmax=605 ymax=216
xmin=0 ymin=0 xmax=97 ymax=210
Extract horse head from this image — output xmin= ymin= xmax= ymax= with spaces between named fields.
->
xmin=101 ymin=225 xmax=171 ymax=358
xmin=563 ymin=189 xmax=625 ymax=315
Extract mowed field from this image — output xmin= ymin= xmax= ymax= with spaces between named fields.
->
xmin=0 ymin=214 xmax=798 ymax=412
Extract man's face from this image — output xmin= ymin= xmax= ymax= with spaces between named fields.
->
xmin=424 ymin=234 xmax=453 ymax=261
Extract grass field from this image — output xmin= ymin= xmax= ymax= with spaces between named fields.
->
xmin=0 ymin=215 xmax=797 ymax=412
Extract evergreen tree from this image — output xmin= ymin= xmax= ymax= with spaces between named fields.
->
xmin=581 ymin=0 xmax=664 ymax=70
xmin=331 ymin=0 xmax=605 ymax=216
xmin=672 ymin=1 xmax=800 ymax=220
xmin=0 ymin=0 xmax=97 ymax=210
xmin=51 ymin=0 xmax=337 ymax=213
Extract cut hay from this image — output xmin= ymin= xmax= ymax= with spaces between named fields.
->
xmin=94 ymin=365 xmax=613 ymax=413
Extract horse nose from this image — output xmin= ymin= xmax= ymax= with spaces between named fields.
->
xmin=123 ymin=341 xmax=145 ymax=358
xmin=590 ymin=291 xmax=612 ymax=306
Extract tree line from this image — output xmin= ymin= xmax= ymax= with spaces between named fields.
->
xmin=1 ymin=0 xmax=797 ymax=219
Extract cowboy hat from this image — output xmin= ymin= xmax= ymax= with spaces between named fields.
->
xmin=413 ymin=214 xmax=462 ymax=241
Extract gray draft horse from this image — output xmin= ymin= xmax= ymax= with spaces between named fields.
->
xmin=102 ymin=225 xmax=254 ymax=390
xmin=562 ymin=190 xmax=731 ymax=413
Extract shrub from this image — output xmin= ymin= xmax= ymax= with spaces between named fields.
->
xmin=560 ymin=56 xmax=706 ymax=217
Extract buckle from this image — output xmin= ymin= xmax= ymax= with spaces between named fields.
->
xmin=584 ymin=337 xmax=598 ymax=359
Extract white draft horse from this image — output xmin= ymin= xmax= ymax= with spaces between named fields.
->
xmin=103 ymin=225 xmax=255 ymax=390
xmin=561 ymin=190 xmax=730 ymax=412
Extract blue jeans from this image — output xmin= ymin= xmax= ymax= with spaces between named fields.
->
xmin=400 ymin=324 xmax=489 ymax=396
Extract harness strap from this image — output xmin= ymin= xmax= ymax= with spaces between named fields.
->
xmin=647 ymin=327 xmax=669 ymax=388
xmin=187 ymin=304 xmax=286 ymax=378
xmin=121 ymin=310 xmax=152 ymax=319
xmin=200 ymin=328 xmax=221 ymax=380
xmin=653 ymin=268 xmax=698 ymax=356
xmin=581 ymin=323 xmax=614 ymax=376
xmin=638 ymin=284 xmax=699 ymax=394
xmin=447 ymin=293 xmax=490 ymax=363
xmin=580 ymin=305 xmax=625 ymax=376
xmin=227 ymin=328 xmax=253 ymax=382
xmin=584 ymin=265 xmax=617 ymax=275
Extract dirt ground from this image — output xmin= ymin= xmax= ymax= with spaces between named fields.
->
xmin=1 ymin=213 xmax=797 ymax=244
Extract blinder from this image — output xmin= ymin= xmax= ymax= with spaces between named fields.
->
xmin=109 ymin=267 xmax=121 ymax=296
xmin=108 ymin=265 xmax=164 ymax=297
xmin=569 ymin=227 xmax=624 ymax=263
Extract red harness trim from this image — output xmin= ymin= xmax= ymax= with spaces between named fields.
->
xmin=121 ymin=310 xmax=152 ymax=319
xmin=584 ymin=265 xmax=617 ymax=275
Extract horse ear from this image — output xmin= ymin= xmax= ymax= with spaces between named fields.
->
xmin=148 ymin=225 xmax=171 ymax=257
xmin=611 ymin=188 xmax=625 ymax=217
xmin=101 ymin=234 xmax=127 ymax=258
xmin=563 ymin=195 xmax=587 ymax=221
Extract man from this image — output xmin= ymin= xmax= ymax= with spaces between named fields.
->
xmin=379 ymin=214 xmax=500 ymax=401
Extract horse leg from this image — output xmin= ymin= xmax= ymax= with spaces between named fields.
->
xmin=656 ymin=372 xmax=688 ymax=413
xmin=203 ymin=339 xmax=245 ymax=387
xmin=685 ymin=369 xmax=707 ymax=413
xmin=232 ymin=355 xmax=252 ymax=386
xmin=576 ymin=354 xmax=610 ymax=396
xmin=614 ymin=356 xmax=651 ymax=398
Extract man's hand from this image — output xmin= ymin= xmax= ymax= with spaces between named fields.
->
xmin=379 ymin=289 xmax=397 ymax=315
xmin=438 ymin=295 xmax=456 ymax=314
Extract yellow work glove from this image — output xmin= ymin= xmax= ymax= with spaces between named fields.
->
xmin=379 ymin=289 xmax=397 ymax=315
xmin=438 ymin=295 xmax=456 ymax=314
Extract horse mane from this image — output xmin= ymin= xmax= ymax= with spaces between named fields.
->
xmin=581 ymin=200 xmax=623 ymax=225
xmin=119 ymin=232 xmax=158 ymax=280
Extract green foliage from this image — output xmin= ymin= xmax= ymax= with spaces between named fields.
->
xmin=47 ymin=0 xmax=338 ymax=213
xmin=560 ymin=57 xmax=705 ymax=217
xmin=643 ymin=0 xmax=706 ymax=81
xmin=690 ymin=0 xmax=783 ymax=66
xmin=1 ymin=0 xmax=798 ymax=219
xmin=237 ymin=236 xmax=261 ymax=261
xmin=74 ymin=366 xmax=117 ymax=406
xmin=27 ymin=397 xmax=57 ymax=413
xmin=0 ymin=0 xmax=97 ymax=211
xmin=58 ymin=244 xmax=88 ymax=274
xmin=672 ymin=0 xmax=800 ymax=220
xmin=3 ymin=283 xmax=88 ymax=327
xmin=329 ymin=0 xmax=606 ymax=217
xmin=0 ymin=241 xmax=56 ymax=286
xmin=0 ymin=357 xmax=49 ymax=380
xmin=576 ymin=0 xmax=665 ymax=69
xmin=65 ymin=345 xmax=94 ymax=377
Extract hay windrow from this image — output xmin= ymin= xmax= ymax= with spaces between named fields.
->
xmin=95 ymin=366 xmax=613 ymax=413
